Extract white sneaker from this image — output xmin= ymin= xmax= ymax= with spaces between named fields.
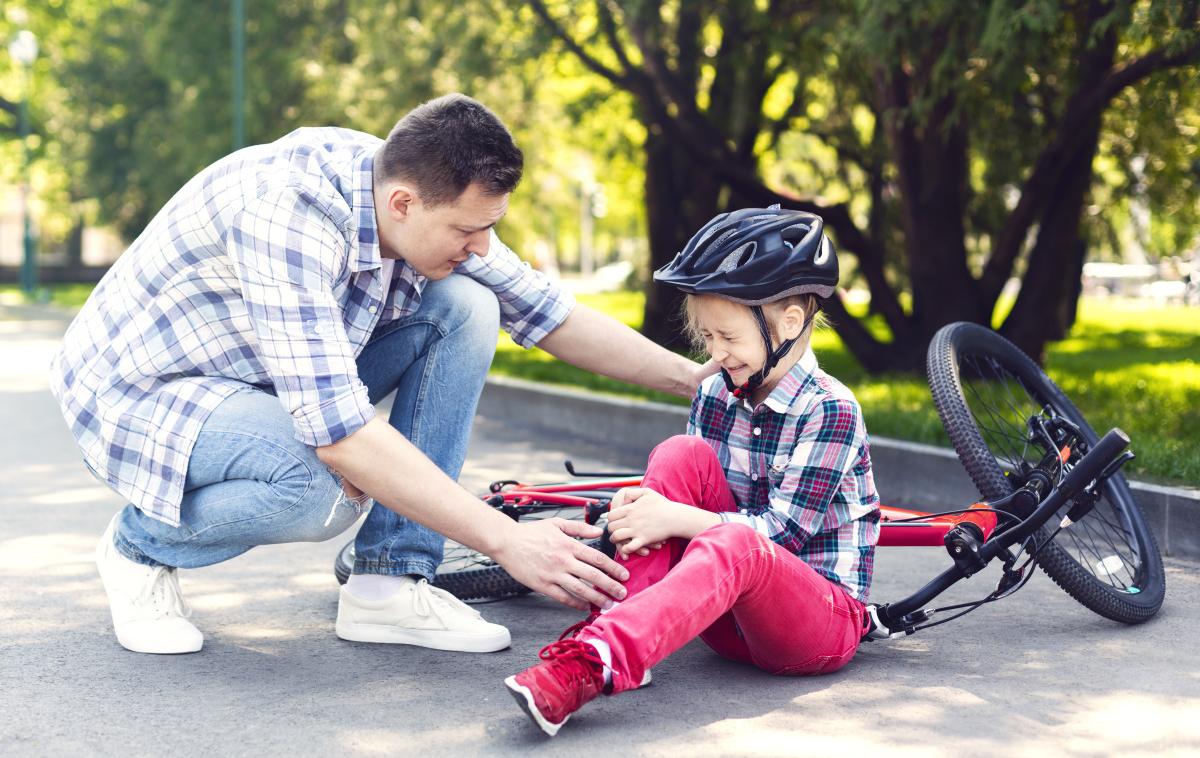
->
xmin=336 ymin=576 xmax=511 ymax=652
xmin=95 ymin=515 xmax=203 ymax=654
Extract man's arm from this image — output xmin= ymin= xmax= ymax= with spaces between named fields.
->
xmin=316 ymin=417 xmax=629 ymax=610
xmin=536 ymin=302 xmax=717 ymax=398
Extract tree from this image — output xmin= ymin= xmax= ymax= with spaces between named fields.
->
xmin=35 ymin=0 xmax=650 ymax=268
xmin=526 ymin=0 xmax=1200 ymax=366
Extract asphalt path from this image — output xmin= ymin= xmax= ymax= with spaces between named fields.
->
xmin=1 ymin=303 xmax=1197 ymax=757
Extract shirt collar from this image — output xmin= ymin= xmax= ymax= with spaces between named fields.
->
xmin=726 ymin=348 xmax=818 ymax=414
xmin=348 ymin=150 xmax=381 ymax=273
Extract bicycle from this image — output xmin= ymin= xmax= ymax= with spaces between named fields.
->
xmin=333 ymin=322 xmax=1166 ymax=633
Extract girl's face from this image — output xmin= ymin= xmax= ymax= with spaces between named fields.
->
xmin=689 ymin=295 xmax=808 ymax=396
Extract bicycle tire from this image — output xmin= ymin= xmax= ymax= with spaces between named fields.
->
xmin=927 ymin=322 xmax=1165 ymax=624
xmin=333 ymin=506 xmax=607 ymax=602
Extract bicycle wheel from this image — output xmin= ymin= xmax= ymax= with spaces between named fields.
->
xmin=927 ymin=322 xmax=1165 ymax=624
xmin=332 ymin=505 xmax=605 ymax=602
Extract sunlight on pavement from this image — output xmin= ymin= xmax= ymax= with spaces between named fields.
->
xmin=292 ymin=572 xmax=338 ymax=588
xmin=188 ymin=592 xmax=252 ymax=612
xmin=219 ymin=624 xmax=297 ymax=641
xmin=0 ymin=533 xmax=94 ymax=572
xmin=188 ymin=587 xmax=298 ymax=612
xmin=1056 ymin=692 xmax=1200 ymax=754
xmin=29 ymin=486 xmax=117 ymax=506
xmin=337 ymin=725 xmax=487 ymax=755
xmin=627 ymin=684 xmax=1200 ymax=757
xmin=0 ymin=333 xmax=59 ymax=393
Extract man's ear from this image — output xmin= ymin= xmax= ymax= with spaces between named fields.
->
xmin=385 ymin=184 xmax=419 ymax=220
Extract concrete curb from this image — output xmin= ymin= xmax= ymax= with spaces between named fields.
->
xmin=478 ymin=375 xmax=1200 ymax=560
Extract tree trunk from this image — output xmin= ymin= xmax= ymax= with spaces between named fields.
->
xmin=65 ymin=218 xmax=85 ymax=269
xmin=640 ymin=124 xmax=721 ymax=351
xmin=1000 ymin=126 xmax=1099 ymax=363
xmin=1000 ymin=3 xmax=1118 ymax=363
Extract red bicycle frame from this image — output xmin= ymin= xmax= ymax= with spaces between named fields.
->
xmin=482 ymin=477 xmax=999 ymax=547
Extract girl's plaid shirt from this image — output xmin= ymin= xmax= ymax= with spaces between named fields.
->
xmin=689 ymin=349 xmax=881 ymax=601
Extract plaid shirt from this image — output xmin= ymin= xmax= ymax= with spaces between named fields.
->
xmin=688 ymin=349 xmax=880 ymax=601
xmin=49 ymin=127 xmax=574 ymax=527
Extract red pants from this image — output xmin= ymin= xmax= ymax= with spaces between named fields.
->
xmin=585 ymin=435 xmax=868 ymax=693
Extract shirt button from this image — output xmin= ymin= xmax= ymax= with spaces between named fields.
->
xmin=753 ymin=427 xmax=761 ymax=436
xmin=368 ymin=305 xmax=378 ymax=314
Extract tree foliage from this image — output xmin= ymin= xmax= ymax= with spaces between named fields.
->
xmin=7 ymin=0 xmax=1199 ymax=369
xmin=526 ymin=0 xmax=1200 ymax=365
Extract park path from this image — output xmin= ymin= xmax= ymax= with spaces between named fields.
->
xmin=1 ymin=301 xmax=1197 ymax=757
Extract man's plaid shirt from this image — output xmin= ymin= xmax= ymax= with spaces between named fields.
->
xmin=49 ymin=127 xmax=574 ymax=527
xmin=688 ymin=349 xmax=880 ymax=601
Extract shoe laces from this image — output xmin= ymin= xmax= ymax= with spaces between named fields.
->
xmin=134 ymin=566 xmax=192 ymax=621
xmin=411 ymin=578 xmax=481 ymax=621
xmin=537 ymin=639 xmax=604 ymax=690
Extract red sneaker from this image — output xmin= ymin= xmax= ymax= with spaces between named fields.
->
xmin=559 ymin=614 xmax=653 ymax=689
xmin=505 ymin=639 xmax=606 ymax=736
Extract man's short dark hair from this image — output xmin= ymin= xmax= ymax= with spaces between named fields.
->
xmin=375 ymin=93 xmax=523 ymax=206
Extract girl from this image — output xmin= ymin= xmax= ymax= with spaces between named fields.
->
xmin=505 ymin=207 xmax=881 ymax=736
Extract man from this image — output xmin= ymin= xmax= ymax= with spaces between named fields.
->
xmin=50 ymin=94 xmax=710 ymax=655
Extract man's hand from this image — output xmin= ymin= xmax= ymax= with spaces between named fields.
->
xmin=490 ymin=518 xmax=630 ymax=611
xmin=607 ymin=487 xmax=720 ymax=556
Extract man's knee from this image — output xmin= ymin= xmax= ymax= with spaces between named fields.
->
xmin=429 ymin=275 xmax=500 ymax=337
xmin=274 ymin=467 xmax=360 ymax=543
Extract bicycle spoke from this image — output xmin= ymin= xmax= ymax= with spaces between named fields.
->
xmin=961 ymin=369 xmax=1024 ymax=459
xmin=1060 ymin=512 xmax=1138 ymax=588
xmin=962 ymin=372 xmax=1033 ymax=473
xmin=989 ymin=363 xmax=1041 ymax=465
xmin=1077 ymin=509 xmax=1139 ymax=577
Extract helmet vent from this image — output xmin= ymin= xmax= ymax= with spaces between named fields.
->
xmin=780 ymin=223 xmax=811 ymax=245
xmin=717 ymin=241 xmax=755 ymax=272
xmin=814 ymin=237 xmax=831 ymax=265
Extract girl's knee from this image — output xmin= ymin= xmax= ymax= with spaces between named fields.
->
xmin=647 ymin=435 xmax=718 ymax=471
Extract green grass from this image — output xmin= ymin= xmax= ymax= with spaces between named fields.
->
xmin=492 ymin=293 xmax=1200 ymax=487
xmin=0 ymin=283 xmax=97 ymax=308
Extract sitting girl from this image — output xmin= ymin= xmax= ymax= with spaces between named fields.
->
xmin=505 ymin=207 xmax=881 ymax=736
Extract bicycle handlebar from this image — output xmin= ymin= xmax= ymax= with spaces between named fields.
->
xmin=978 ymin=427 xmax=1129 ymax=562
xmin=1057 ymin=428 xmax=1130 ymax=500
xmin=873 ymin=428 xmax=1130 ymax=633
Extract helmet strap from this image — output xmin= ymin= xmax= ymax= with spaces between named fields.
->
xmin=722 ymin=307 xmax=815 ymax=401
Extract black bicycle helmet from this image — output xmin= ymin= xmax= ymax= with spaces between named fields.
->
xmin=653 ymin=206 xmax=838 ymax=304
xmin=653 ymin=206 xmax=839 ymax=399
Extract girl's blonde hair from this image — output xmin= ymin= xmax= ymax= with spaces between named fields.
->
xmin=681 ymin=293 xmax=827 ymax=354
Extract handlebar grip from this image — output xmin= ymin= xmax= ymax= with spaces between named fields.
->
xmin=1058 ymin=428 xmax=1130 ymax=496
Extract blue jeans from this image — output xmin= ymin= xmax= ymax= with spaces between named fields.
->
xmin=113 ymin=274 xmax=500 ymax=579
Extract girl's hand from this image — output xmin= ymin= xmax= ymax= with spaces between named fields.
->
xmin=607 ymin=487 xmax=717 ymax=556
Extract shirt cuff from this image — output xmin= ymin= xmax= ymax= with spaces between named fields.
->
xmin=290 ymin=383 xmax=376 ymax=447
xmin=459 ymin=232 xmax=577 ymax=348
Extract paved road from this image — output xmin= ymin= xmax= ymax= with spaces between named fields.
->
xmin=1 ymin=303 xmax=1198 ymax=757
